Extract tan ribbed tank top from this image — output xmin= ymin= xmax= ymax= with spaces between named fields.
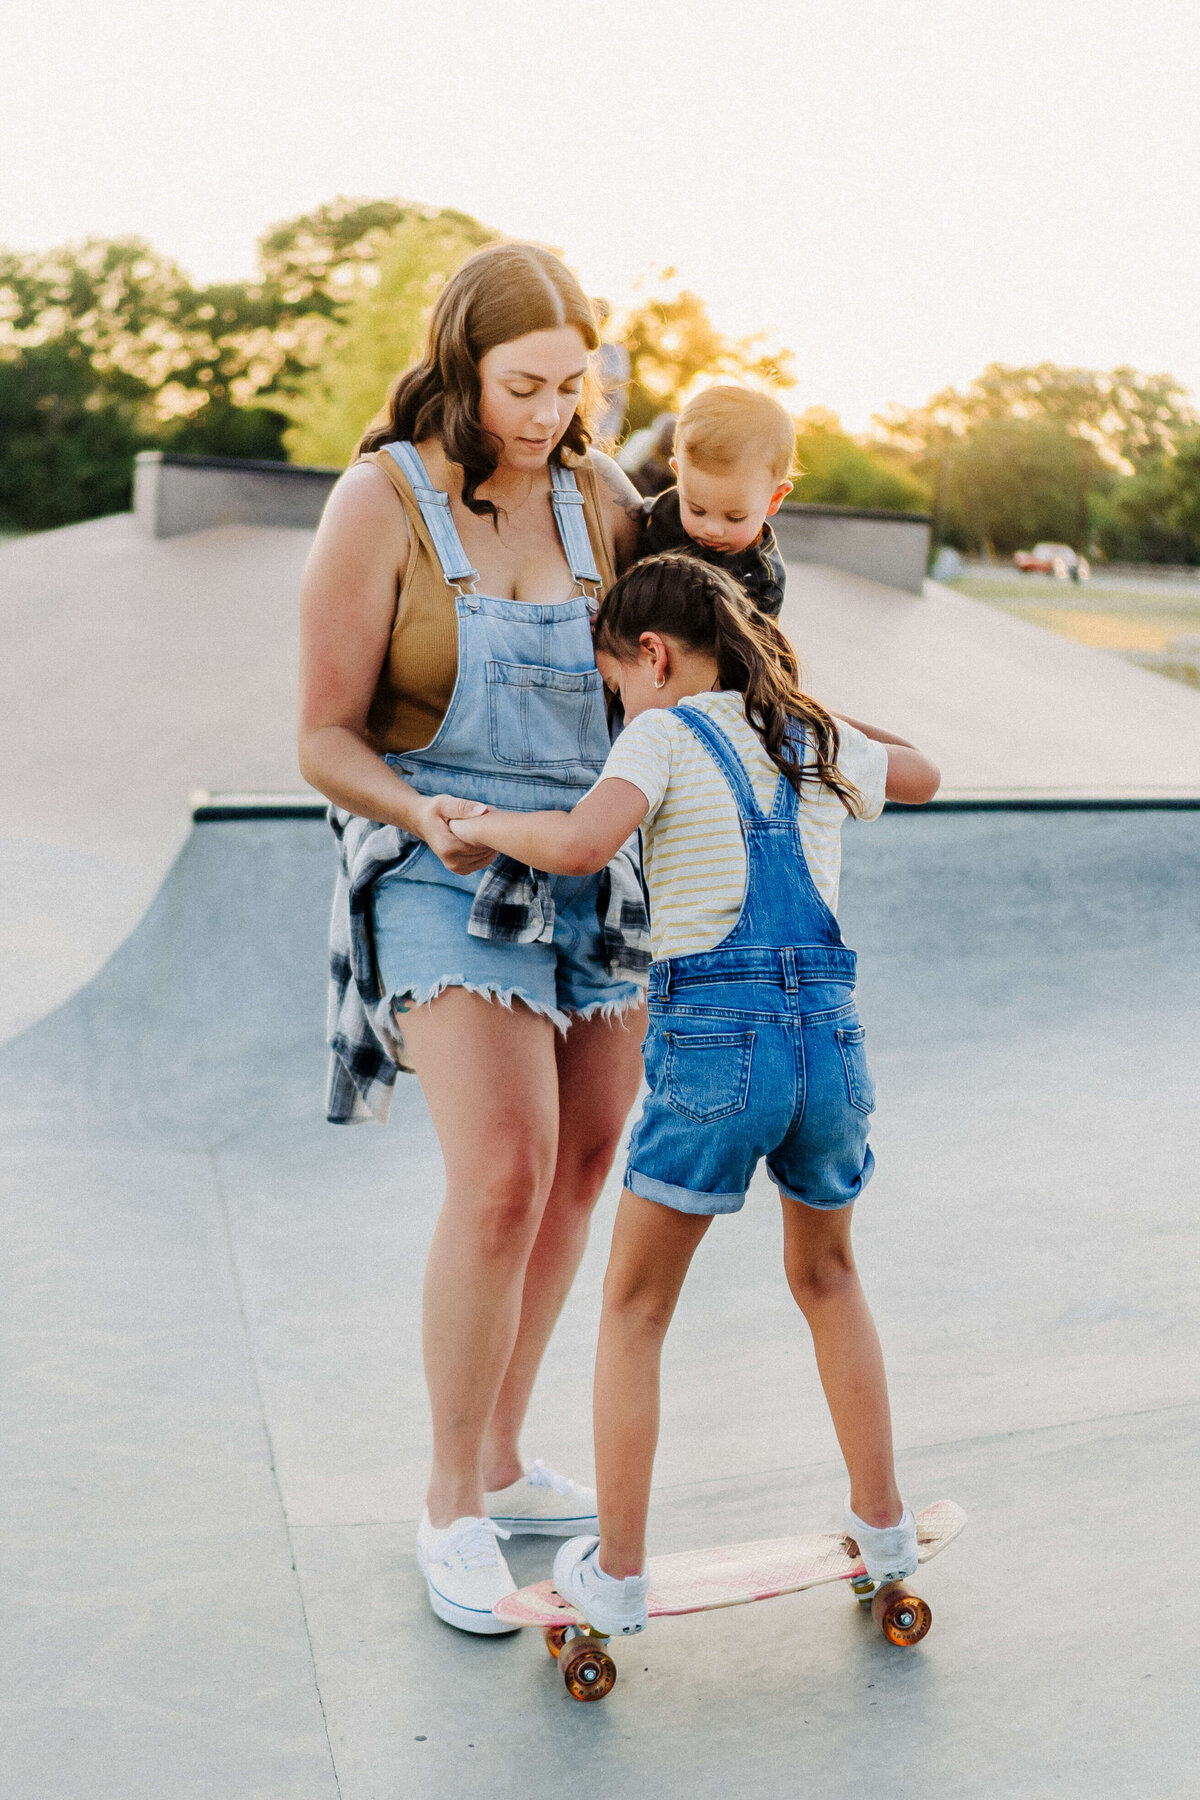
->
xmin=363 ymin=448 xmax=619 ymax=755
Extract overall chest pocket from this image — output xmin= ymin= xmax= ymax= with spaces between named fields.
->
xmin=664 ymin=1030 xmax=756 ymax=1123
xmin=486 ymin=661 xmax=608 ymax=768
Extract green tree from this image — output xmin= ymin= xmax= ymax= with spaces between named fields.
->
xmin=936 ymin=418 xmax=1108 ymax=556
xmin=619 ymin=277 xmax=794 ymax=435
xmin=791 ymin=409 xmax=928 ymax=513
xmin=1092 ymin=435 xmax=1200 ymax=564
xmin=282 ymin=212 xmax=497 ymax=467
xmin=875 ymin=362 xmax=1197 ymax=472
xmin=0 ymin=199 xmax=495 ymax=528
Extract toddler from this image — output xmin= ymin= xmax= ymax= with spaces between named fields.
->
xmin=639 ymin=385 xmax=795 ymax=616
xmin=448 ymin=553 xmax=940 ymax=1636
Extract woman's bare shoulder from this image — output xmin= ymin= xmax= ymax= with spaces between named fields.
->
xmin=584 ymin=449 xmax=644 ymax=570
xmin=586 ymin=449 xmax=643 ymax=517
xmin=312 ymin=459 xmax=411 ymax=559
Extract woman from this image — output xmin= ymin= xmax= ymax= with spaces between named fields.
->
xmin=298 ymin=243 xmax=648 ymax=1634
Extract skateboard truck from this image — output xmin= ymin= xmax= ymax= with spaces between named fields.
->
xmin=544 ymin=1622 xmax=617 ymax=1701
xmin=846 ymin=1543 xmax=933 ymax=1647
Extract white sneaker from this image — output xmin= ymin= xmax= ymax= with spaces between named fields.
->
xmin=415 ymin=1513 xmax=517 ymax=1635
xmin=552 ymin=1535 xmax=649 ymax=1637
xmin=485 ymin=1458 xmax=600 ymax=1537
xmin=844 ymin=1499 xmax=919 ymax=1587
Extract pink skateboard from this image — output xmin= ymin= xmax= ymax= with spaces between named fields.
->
xmin=495 ymin=1499 xmax=966 ymax=1700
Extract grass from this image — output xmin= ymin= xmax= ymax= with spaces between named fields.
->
xmin=947 ymin=576 xmax=1200 ymax=693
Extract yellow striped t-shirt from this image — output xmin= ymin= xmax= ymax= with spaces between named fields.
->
xmin=599 ymin=691 xmax=888 ymax=961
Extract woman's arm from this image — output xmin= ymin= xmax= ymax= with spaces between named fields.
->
xmin=834 ymin=711 xmax=917 ymax=749
xmin=833 ymin=712 xmax=940 ymax=806
xmin=589 ymin=449 xmax=645 ymax=573
xmin=297 ymin=462 xmax=494 ymax=873
xmin=882 ymin=744 xmax=941 ymax=805
xmin=448 ymin=778 xmax=650 ymax=875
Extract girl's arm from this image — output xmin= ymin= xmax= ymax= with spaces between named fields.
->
xmin=448 ymin=778 xmax=650 ymax=874
xmin=834 ymin=713 xmax=941 ymax=806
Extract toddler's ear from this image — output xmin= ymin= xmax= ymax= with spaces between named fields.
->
xmin=766 ymin=480 xmax=794 ymax=517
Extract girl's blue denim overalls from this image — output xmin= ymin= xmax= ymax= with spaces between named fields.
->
xmin=370 ymin=441 xmax=644 ymax=1025
xmin=625 ymin=705 xmax=877 ymax=1214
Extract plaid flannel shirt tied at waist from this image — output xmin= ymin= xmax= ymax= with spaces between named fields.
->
xmin=325 ymin=807 xmax=650 ymax=1125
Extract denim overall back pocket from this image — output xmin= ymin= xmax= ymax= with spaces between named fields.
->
xmin=486 ymin=661 xmax=607 ymax=768
xmin=663 ymin=1029 xmax=755 ymax=1123
xmin=835 ymin=1024 xmax=876 ymax=1114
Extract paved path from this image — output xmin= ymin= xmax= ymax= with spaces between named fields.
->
xmin=4 ymin=811 xmax=1197 ymax=1799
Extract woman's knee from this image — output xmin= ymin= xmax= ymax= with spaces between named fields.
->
xmin=553 ymin=1127 xmax=623 ymax=1214
xmin=448 ymin=1138 xmax=557 ymax=1258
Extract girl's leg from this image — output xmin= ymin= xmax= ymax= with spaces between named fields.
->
xmin=401 ymin=990 xmax=561 ymax=1527
xmin=594 ymin=1190 xmax=713 ymax=1576
xmin=482 ymin=1004 xmax=646 ymax=1487
xmin=779 ymin=1197 xmax=903 ymax=1527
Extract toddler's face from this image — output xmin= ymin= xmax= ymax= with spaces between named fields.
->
xmin=673 ymin=450 xmax=792 ymax=555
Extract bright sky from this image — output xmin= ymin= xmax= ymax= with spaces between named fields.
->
xmin=3 ymin=0 xmax=1198 ymax=429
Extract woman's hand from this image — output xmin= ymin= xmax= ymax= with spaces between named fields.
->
xmin=412 ymin=795 xmax=496 ymax=874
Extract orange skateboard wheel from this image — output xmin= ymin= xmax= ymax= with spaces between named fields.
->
xmin=559 ymin=1635 xmax=617 ymax=1701
xmin=544 ymin=1623 xmax=572 ymax=1658
xmin=871 ymin=1582 xmax=932 ymax=1646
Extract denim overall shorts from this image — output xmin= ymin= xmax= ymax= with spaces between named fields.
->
xmin=625 ymin=707 xmax=877 ymax=1215
xmin=370 ymin=441 xmax=644 ymax=1026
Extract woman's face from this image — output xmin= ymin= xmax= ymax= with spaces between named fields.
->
xmin=477 ymin=326 xmax=590 ymax=470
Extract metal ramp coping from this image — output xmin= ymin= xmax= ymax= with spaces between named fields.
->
xmin=191 ymin=788 xmax=1200 ymax=823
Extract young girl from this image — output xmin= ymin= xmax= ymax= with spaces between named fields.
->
xmin=448 ymin=552 xmax=940 ymax=1636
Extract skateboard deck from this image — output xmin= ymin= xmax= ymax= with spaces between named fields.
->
xmin=495 ymin=1499 xmax=966 ymax=1699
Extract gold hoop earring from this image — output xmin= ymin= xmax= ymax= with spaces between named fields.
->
xmin=654 ymin=675 xmax=666 ymax=689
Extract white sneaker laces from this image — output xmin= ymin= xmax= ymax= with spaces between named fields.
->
xmin=438 ymin=1519 xmax=511 ymax=1571
xmin=526 ymin=1458 xmax=574 ymax=1495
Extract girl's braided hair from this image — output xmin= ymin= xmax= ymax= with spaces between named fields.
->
xmin=593 ymin=553 xmax=864 ymax=817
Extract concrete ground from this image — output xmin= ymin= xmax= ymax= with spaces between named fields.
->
xmin=8 ymin=508 xmax=1200 ymax=1045
xmin=4 ymin=808 xmax=1197 ymax=1800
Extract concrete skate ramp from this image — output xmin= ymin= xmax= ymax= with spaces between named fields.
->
xmin=4 ymin=808 xmax=1198 ymax=1798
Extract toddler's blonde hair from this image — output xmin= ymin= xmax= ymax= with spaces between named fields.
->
xmin=675 ymin=385 xmax=796 ymax=483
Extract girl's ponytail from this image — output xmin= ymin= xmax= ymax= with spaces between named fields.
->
xmin=594 ymin=553 xmax=864 ymax=817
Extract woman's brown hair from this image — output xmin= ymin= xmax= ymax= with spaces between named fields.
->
xmin=593 ymin=554 xmax=864 ymax=816
xmin=357 ymin=242 xmax=598 ymax=520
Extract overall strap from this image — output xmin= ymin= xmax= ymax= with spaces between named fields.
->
xmin=382 ymin=442 xmax=479 ymax=591
xmin=768 ymin=725 xmax=806 ymax=821
xmin=673 ymin=706 xmax=765 ymax=821
xmin=548 ymin=462 xmax=602 ymax=590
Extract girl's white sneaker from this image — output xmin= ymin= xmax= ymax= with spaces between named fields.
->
xmin=415 ymin=1512 xmax=517 ymax=1634
xmin=844 ymin=1499 xmax=919 ymax=1587
xmin=485 ymin=1458 xmax=600 ymax=1536
xmin=552 ymin=1535 xmax=649 ymax=1637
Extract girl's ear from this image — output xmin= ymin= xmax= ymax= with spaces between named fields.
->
xmin=765 ymin=480 xmax=794 ymax=517
xmin=638 ymin=630 xmax=671 ymax=685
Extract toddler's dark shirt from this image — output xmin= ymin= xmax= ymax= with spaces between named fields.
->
xmin=639 ymin=486 xmax=786 ymax=618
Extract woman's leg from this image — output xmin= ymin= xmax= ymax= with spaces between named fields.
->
xmin=779 ymin=1197 xmax=902 ymax=1527
xmin=401 ymin=990 xmax=561 ymax=1528
xmin=594 ymin=1190 xmax=713 ymax=1577
xmin=483 ymin=1004 xmax=646 ymax=1486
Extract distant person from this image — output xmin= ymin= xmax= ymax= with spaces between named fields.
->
xmin=298 ymin=243 xmax=650 ymax=1637
xmin=640 ymin=385 xmax=793 ymax=617
xmin=445 ymin=553 xmax=941 ymax=1638
xmin=590 ymin=300 xmax=631 ymax=447
xmin=623 ymin=411 xmax=678 ymax=497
